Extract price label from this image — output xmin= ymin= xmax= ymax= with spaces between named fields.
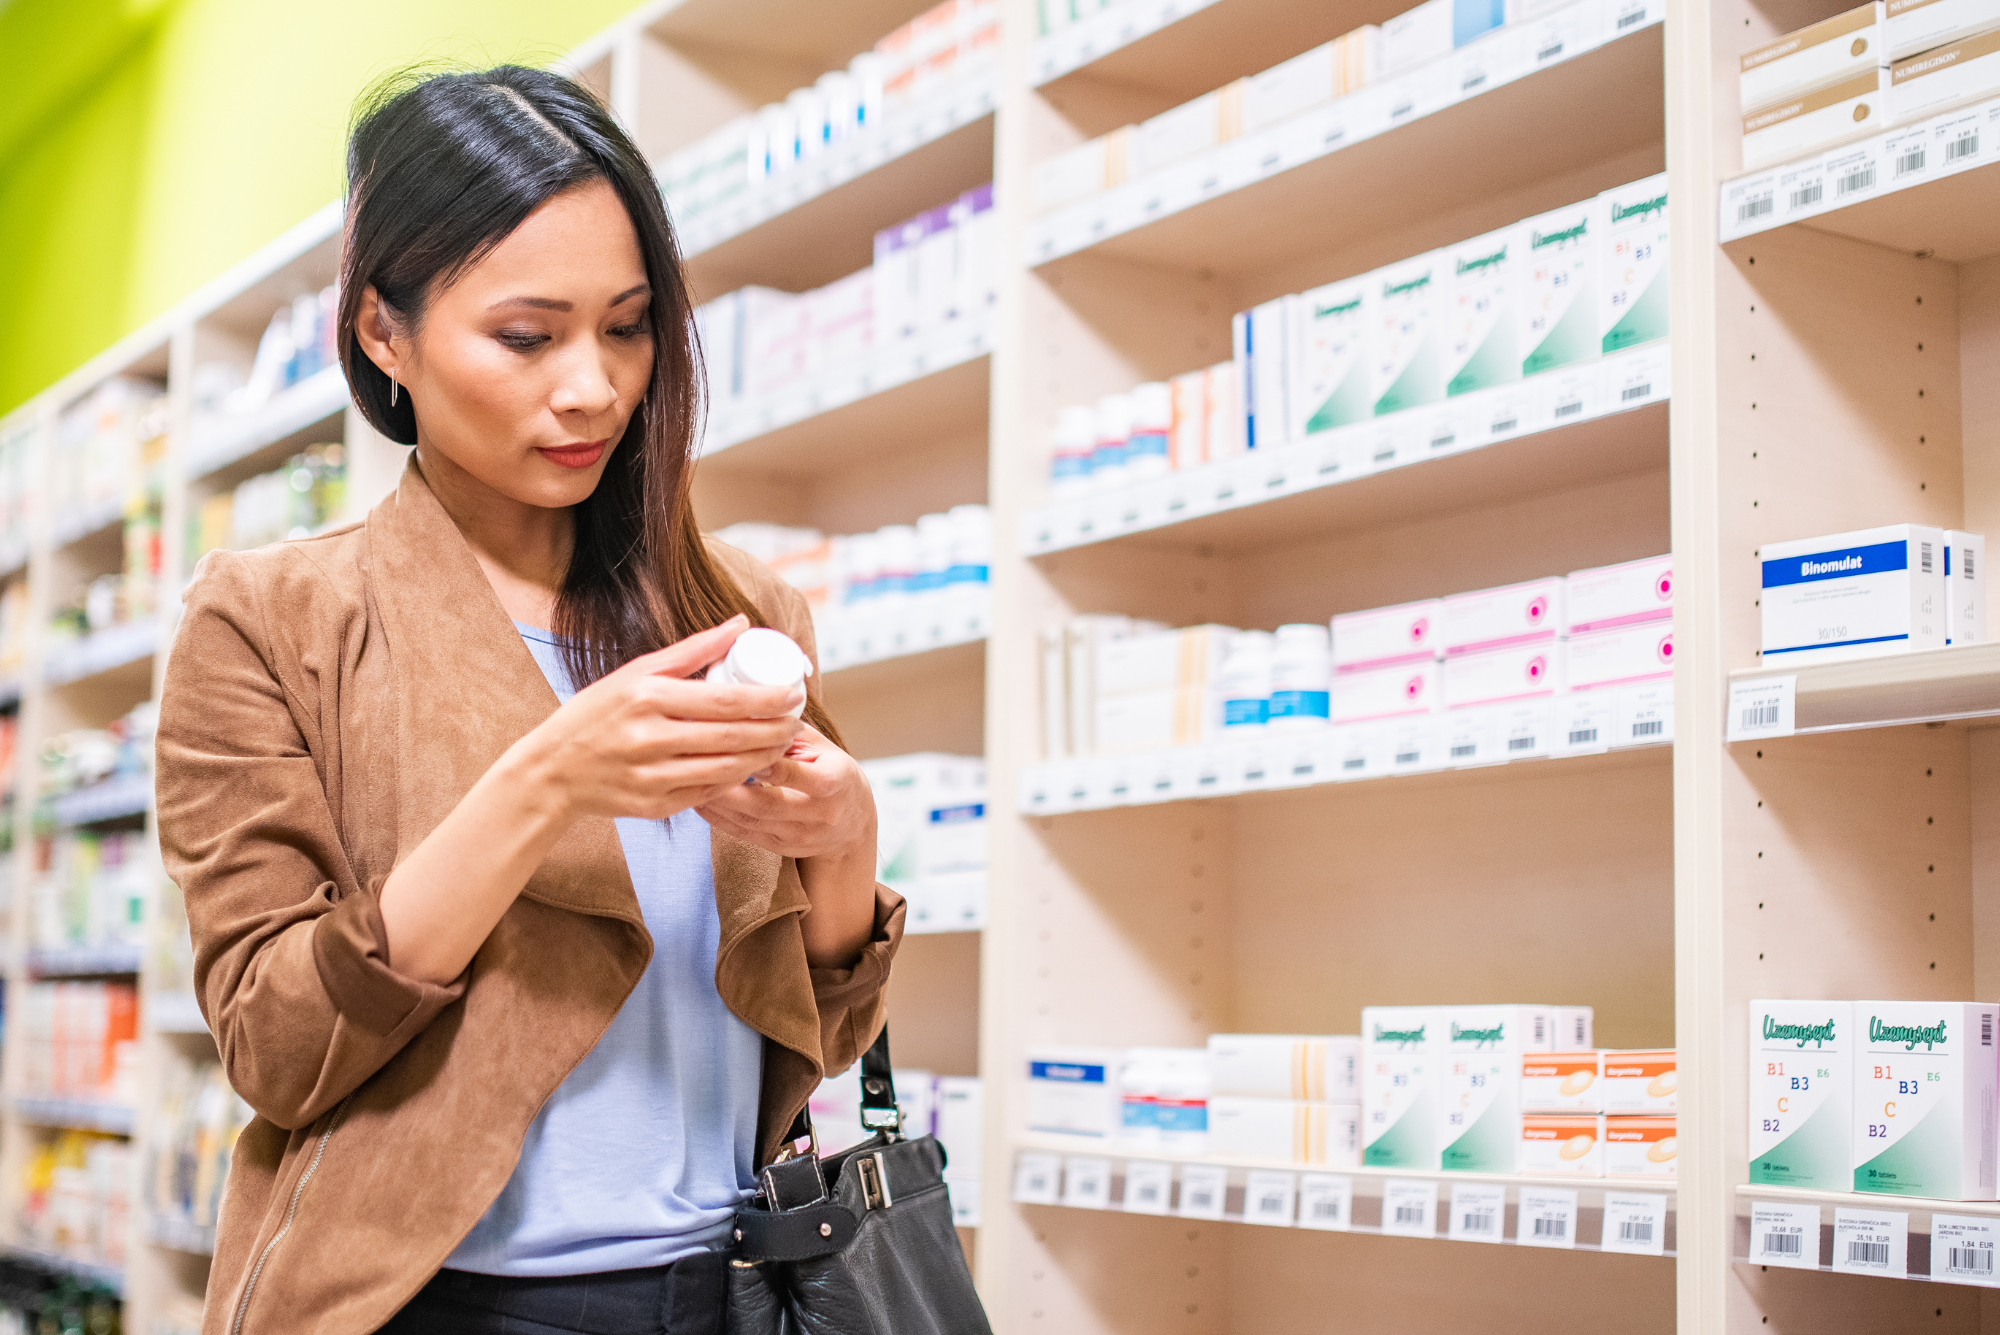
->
xmin=1013 ymin=1152 xmax=1060 ymax=1205
xmin=1061 ymin=1157 xmax=1112 ymax=1209
xmin=1932 ymin=1214 xmax=2000 ymax=1286
xmin=1727 ymin=674 xmax=1796 ymax=741
xmin=1381 ymin=1179 xmax=1437 ymax=1238
xmin=1122 ymin=1160 xmax=1173 ymax=1216
xmin=1243 ymin=1171 xmax=1297 ymax=1227
xmin=1297 ymin=1174 xmax=1353 ymax=1231
xmin=1832 ymin=1208 xmax=1906 ymax=1278
xmin=1517 ymin=1188 xmax=1578 ymax=1249
xmin=1603 ymin=1192 xmax=1669 ymax=1256
xmin=1447 ymin=1183 xmax=1507 ymax=1243
xmin=1177 ymin=1164 xmax=1229 ymax=1220
xmin=1750 ymin=1201 xmax=1819 ymax=1268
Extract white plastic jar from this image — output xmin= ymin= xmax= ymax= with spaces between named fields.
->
xmin=1269 ymin=622 xmax=1332 ymax=729
xmin=707 ymin=627 xmax=813 ymax=717
xmin=1219 ymin=630 xmax=1275 ymax=731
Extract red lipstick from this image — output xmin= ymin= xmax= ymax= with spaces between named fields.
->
xmin=536 ymin=439 xmax=607 ymax=469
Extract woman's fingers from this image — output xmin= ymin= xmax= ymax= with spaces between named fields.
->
xmin=639 ymin=675 xmax=804 ymax=722
xmin=615 ymin=616 xmax=748 ymax=681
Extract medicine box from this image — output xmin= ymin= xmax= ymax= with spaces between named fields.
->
xmin=1603 ymin=1117 xmax=1678 ymax=1176
xmin=1749 ymin=1000 xmax=1853 ymax=1191
xmin=1363 ymin=1007 xmax=1439 ymax=1168
xmin=1094 ymin=687 xmax=1225 ymax=754
xmin=1599 ymin=175 xmax=1670 ymax=356
xmin=1208 ymin=1034 xmax=1360 ymax=1102
xmin=1371 ymin=252 xmax=1448 ymax=417
xmin=1760 ymin=523 xmax=1946 ymax=663
xmin=1332 ymin=599 xmax=1441 ymax=670
xmin=1564 ymin=622 xmax=1675 ymax=692
xmin=1566 ymin=554 xmax=1674 ymax=633
xmin=1520 ymin=199 xmax=1600 ymax=377
xmin=1095 ymin=624 xmax=1234 ymax=696
xmin=1118 ymin=1048 xmax=1211 ymax=1152
xmin=1946 ymin=530 xmax=1984 ymax=645
xmin=1441 ymin=641 xmax=1563 ymax=708
xmin=1441 ymin=576 xmax=1566 ymax=654
xmin=1332 ymin=659 xmax=1439 ymax=722
xmin=1290 ymin=277 xmax=1373 ymax=440
xmin=1438 ymin=1005 xmax=1556 ymax=1173
xmin=1243 ymin=41 xmax=1341 ymax=133
xmin=1444 ymin=225 xmax=1523 ymax=398
xmin=1131 ymin=86 xmax=1243 ymax=176
xmin=1854 ymin=1000 xmax=1998 ymax=1199
xmin=1602 ymin=1050 xmax=1678 ymax=1114
xmin=1209 ymin=1097 xmax=1361 ymax=1166
xmin=934 ymin=1076 xmax=982 ymax=1178
xmin=1032 ymin=127 xmax=1131 ymax=213
xmin=1233 ymin=296 xmax=1292 ymax=449
xmin=1556 ymin=1005 xmax=1595 ymax=1050
xmin=1740 ymin=3 xmax=1886 ymax=112
xmin=1523 ymin=1051 xmax=1604 ymax=1113
xmin=1380 ymin=0 xmax=1455 ymax=74
xmin=1890 ymin=26 xmax=2000 ymax=123
xmin=1520 ymin=1114 xmax=1605 ymax=1175
xmin=1027 ymin=1046 xmax=1122 ymax=1137
xmin=1740 ymin=67 xmax=1888 ymax=170
xmin=1886 ymin=0 xmax=2000 ymax=60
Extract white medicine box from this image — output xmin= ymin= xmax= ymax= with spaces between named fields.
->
xmin=1740 ymin=3 xmax=1886 ymax=112
xmin=1760 ymin=524 xmax=1945 ymax=664
xmin=1026 ymin=1046 xmax=1123 ymax=1138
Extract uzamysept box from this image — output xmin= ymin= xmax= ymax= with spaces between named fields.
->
xmin=1599 ymin=175 xmax=1670 ymax=355
xmin=1444 ymin=225 xmax=1523 ymax=397
xmin=1026 ymin=1046 xmax=1122 ymax=1137
xmin=1947 ymin=530 xmax=1985 ymax=645
xmin=1207 ymin=1034 xmax=1360 ymax=1102
xmin=1520 ymin=199 xmax=1600 ymax=377
xmin=1290 ymin=277 xmax=1373 ymax=438
xmin=1854 ymin=1001 xmax=1998 ymax=1199
xmin=1438 ymin=1005 xmax=1556 ymax=1172
xmin=1891 ymin=26 xmax=2000 ymax=124
xmin=1761 ymin=524 xmax=1946 ymax=663
xmin=1371 ymin=252 xmax=1448 ymax=417
xmin=1741 ymin=3 xmax=1886 ymax=112
xmin=1750 ymin=1000 xmax=1853 ymax=1191
xmin=1886 ymin=0 xmax=2000 ymax=60
xmin=1363 ymin=1007 xmax=1438 ymax=1168
xmin=1741 ymin=68 xmax=1888 ymax=169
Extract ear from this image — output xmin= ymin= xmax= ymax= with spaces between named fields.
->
xmin=352 ymin=286 xmax=402 ymax=380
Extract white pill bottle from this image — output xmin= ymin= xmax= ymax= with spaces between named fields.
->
xmin=707 ymin=626 xmax=813 ymax=716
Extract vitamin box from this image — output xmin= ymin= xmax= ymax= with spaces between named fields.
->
xmin=1854 ymin=1000 xmax=1997 ymax=1199
xmin=1438 ymin=1005 xmax=1554 ymax=1173
xmin=1749 ymin=1000 xmax=1853 ymax=1191
xmin=1362 ymin=1007 xmax=1438 ymax=1169
xmin=1603 ymin=1116 xmax=1678 ymax=1177
xmin=1520 ymin=1114 xmax=1604 ymax=1175
xmin=1523 ymin=1052 xmax=1603 ymax=1113
xmin=1601 ymin=1049 xmax=1677 ymax=1114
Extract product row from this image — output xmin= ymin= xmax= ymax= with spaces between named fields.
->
xmin=29 ymin=830 xmax=154 ymax=958
xmin=1741 ymin=0 xmax=2000 ymax=168
xmin=861 ymin=753 xmax=986 ymax=934
xmin=657 ymin=0 xmax=999 ymax=229
xmin=18 ymin=1131 xmax=132 ymax=1273
xmin=716 ymin=508 xmax=993 ymax=621
xmin=48 ymin=502 xmax=163 ymax=647
xmin=188 ymin=285 xmax=341 ymax=430
xmin=39 ymin=704 xmax=156 ymax=800
xmin=145 ymin=1054 xmax=253 ymax=1247
xmin=187 ymin=442 xmax=349 ymax=565
xmin=810 ymin=1071 xmax=982 ymax=1226
xmin=50 ymin=376 xmax=167 ymax=535
xmin=14 ymin=983 xmax=139 ymax=1107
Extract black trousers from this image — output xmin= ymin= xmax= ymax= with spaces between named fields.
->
xmin=374 ymin=1249 xmax=728 ymax=1335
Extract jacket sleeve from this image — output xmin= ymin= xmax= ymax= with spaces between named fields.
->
xmin=154 ymin=550 xmax=465 ymax=1130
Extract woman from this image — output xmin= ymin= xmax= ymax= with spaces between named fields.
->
xmin=154 ymin=66 xmax=901 ymax=1335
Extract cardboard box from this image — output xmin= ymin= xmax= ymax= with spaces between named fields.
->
xmin=1602 ymin=1049 xmax=1678 ymax=1114
xmin=1438 ymin=1005 xmax=1556 ymax=1172
xmin=1741 ymin=67 xmax=1888 ymax=169
xmin=1853 ymin=1000 xmax=1998 ymax=1199
xmin=1566 ymin=553 xmax=1675 ymax=633
xmin=1371 ymin=252 xmax=1448 ymax=417
xmin=1520 ymin=198 xmax=1602 ymax=377
xmin=1604 ymin=1116 xmax=1678 ymax=1176
xmin=1947 ymin=530 xmax=1985 ymax=645
xmin=1363 ymin=1007 xmax=1439 ymax=1168
xmin=1441 ymin=641 xmax=1563 ymax=708
xmin=1891 ymin=26 xmax=2000 ymax=123
xmin=1600 ymin=175 xmax=1670 ymax=356
xmin=1290 ymin=277 xmax=1373 ymax=439
xmin=1520 ymin=1114 xmax=1605 ymax=1175
xmin=1886 ymin=0 xmax=2000 ymax=60
xmin=1523 ymin=1051 xmax=1604 ymax=1113
xmin=1445 ymin=225 xmax=1524 ymax=397
xmin=1741 ymin=3 xmax=1886 ymax=112
xmin=1749 ymin=1000 xmax=1853 ymax=1191
xmin=1761 ymin=524 xmax=1946 ymax=663
xmin=1332 ymin=599 xmax=1441 ymax=670
xmin=1564 ymin=621 xmax=1675 ymax=692
xmin=1333 ymin=659 xmax=1440 ymax=722
xmin=1441 ymin=576 xmax=1566 ymax=654
xmin=1027 ymin=1046 xmax=1121 ymax=1137
xmin=1208 ymin=1034 xmax=1360 ymax=1102
xmin=1209 ymin=1097 xmax=1361 ymax=1166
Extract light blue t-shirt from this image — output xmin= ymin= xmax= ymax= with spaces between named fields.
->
xmin=446 ymin=625 xmax=765 ymax=1276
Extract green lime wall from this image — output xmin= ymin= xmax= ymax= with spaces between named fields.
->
xmin=0 ymin=0 xmax=640 ymax=417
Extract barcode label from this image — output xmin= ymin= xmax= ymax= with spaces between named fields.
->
xmin=1450 ymin=742 xmax=1476 ymax=758
xmin=1837 ymin=165 xmax=1876 ymax=196
xmin=1061 ymin=1157 xmax=1111 ymax=1209
xmin=1507 ymin=735 xmax=1535 ymax=751
xmin=1569 ymin=727 xmax=1598 ymax=744
xmin=1621 ymin=382 xmax=1652 ymax=401
xmin=1396 ymin=1205 xmax=1425 ymax=1224
xmin=1297 ymin=1175 xmax=1353 ymax=1233
xmin=1448 ymin=1184 xmax=1507 ymax=1244
xmin=1738 ymin=194 xmax=1775 ymax=222
xmin=1520 ymin=1185 xmax=1579 ymax=1250
xmin=1490 ymin=416 xmax=1518 ymax=432
xmin=1462 ymin=1210 xmax=1495 ymax=1233
xmin=1985 ymin=1012 xmax=1993 ymax=1047
xmin=1394 ymin=750 xmax=1419 ymax=764
xmin=1342 ymin=757 xmax=1365 ymax=770
xmin=1630 ymin=718 xmax=1665 ymax=738
xmin=1187 ymin=1187 xmax=1215 ymax=1209
xmin=1244 ymin=1171 xmax=1296 ymax=1227
xmin=1538 ymin=41 xmax=1564 ymax=59
xmin=1123 ymin=1160 xmax=1172 ymax=1216
xmin=1949 ymin=133 xmax=1979 ymax=162
xmin=1373 ymin=447 xmax=1397 ymax=463
xmin=1553 ymin=399 xmax=1583 ymax=418
xmin=1952 ymin=1247 xmax=1994 ymax=1274
xmin=1177 ymin=1165 xmax=1227 ymax=1220
xmin=1383 ymin=1180 xmax=1436 ymax=1237
xmin=1430 ymin=432 xmax=1456 ymax=450
xmin=1741 ymin=706 xmax=1778 ymax=729
xmin=1535 ymin=1217 xmax=1567 ymax=1238
xmin=1789 ymin=182 xmax=1822 ymax=209
xmin=1604 ymin=1193 xmax=1668 ymax=1257
xmin=1834 ymin=1209 xmax=1906 ymax=1277
xmin=1013 ymin=1153 xmax=1061 ymax=1205
xmin=1624 ymin=1219 xmax=1657 ymax=1244
xmin=1897 ymin=149 xmax=1925 ymax=176
xmin=1923 ymin=541 xmax=1935 ymax=573
xmin=1617 ymin=8 xmax=1644 ymax=25
xmin=1728 ymin=675 xmax=1795 ymax=741
xmin=1848 ymin=1240 xmax=1889 ymax=1267
xmin=1967 ymin=548 xmax=1977 ymax=578
xmin=1934 ymin=1215 xmax=2000 ymax=1285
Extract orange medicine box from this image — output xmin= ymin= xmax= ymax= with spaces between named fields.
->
xmin=1603 ymin=1116 xmax=1678 ymax=1176
xmin=1521 ymin=1052 xmax=1603 ymax=1113
xmin=1520 ymin=1114 xmax=1604 ymax=1175
xmin=1601 ymin=1049 xmax=1677 ymax=1114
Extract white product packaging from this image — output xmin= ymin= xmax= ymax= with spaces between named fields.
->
xmin=1096 ymin=624 xmax=1234 ymax=696
xmin=1947 ymin=530 xmax=1984 ymax=644
xmin=1220 ymin=630 xmax=1276 ymax=731
xmin=1094 ymin=687 xmax=1226 ymax=753
xmin=1749 ymin=1000 xmax=1853 ymax=1192
xmin=1740 ymin=3 xmax=1887 ymax=112
xmin=1441 ymin=576 xmax=1566 ymax=654
xmin=1289 ymin=277 xmax=1373 ymax=440
xmin=1453 ymin=0 xmax=1508 ymax=47
xmin=935 ymin=1076 xmax=983 ymax=1226
xmin=864 ymin=753 xmax=986 ymax=932
xmin=1556 ymin=1006 xmax=1596 ymax=1050
xmin=1603 ymin=1117 xmax=1678 ymax=1177
xmin=1208 ymin=1097 xmax=1361 ymax=1166
xmin=1886 ymin=0 xmax=2000 ymax=60
xmin=872 ymin=219 xmax=925 ymax=345
xmin=1371 ymin=252 xmax=1448 ymax=417
xmin=1126 ymin=381 xmax=1173 ymax=483
xmin=1207 ymin=1034 xmax=1361 ymax=1102
xmin=1442 ymin=641 xmax=1563 ymax=708
xmin=1520 ymin=198 xmax=1601 ymax=377
xmin=1170 ymin=369 xmax=1209 ymax=469
xmin=1269 ymin=623 xmax=1332 ymax=728
xmin=1438 ymin=1006 xmax=1556 ymax=1173
xmin=1092 ymin=392 xmax=1132 ymax=489
xmin=1381 ymin=0 xmax=1454 ymax=74
xmin=1891 ymin=26 xmax=2000 ymax=122
xmin=1854 ymin=1001 xmax=1998 ymax=1199
xmin=1056 ymin=615 xmax=1156 ymax=755
xmin=1566 ymin=553 xmax=1675 ymax=633
xmin=1243 ymin=41 xmax=1341 ymax=132
xmin=1523 ymin=1052 xmax=1604 ymax=1113
xmin=1741 ymin=67 xmax=1889 ymax=169
xmin=1206 ymin=361 xmax=1246 ymax=459
xmin=1131 ymin=86 xmax=1243 ymax=175
xmin=1362 ymin=1007 xmax=1439 ymax=1169
xmin=1444 ymin=225 xmax=1524 ymax=398
xmin=1118 ymin=1048 xmax=1212 ymax=1152
xmin=1026 ymin=1046 xmax=1122 ymax=1137
xmin=1601 ymin=1050 xmax=1677 ymax=1114
xmin=1332 ymin=659 xmax=1440 ymax=722
xmin=1233 ymin=297 xmax=1292 ymax=450
xmin=1760 ymin=524 xmax=1946 ymax=663
xmin=1050 ymin=404 xmax=1095 ymax=500
xmin=1032 ymin=128 xmax=1130 ymax=213
xmin=1332 ymin=599 xmax=1442 ymax=670
xmin=1600 ymin=175 xmax=1670 ymax=356
xmin=955 ymin=184 xmax=998 ymax=319
xmin=1564 ymin=621 xmax=1676 ymax=692
xmin=1520 ymin=1114 xmax=1605 ymax=1175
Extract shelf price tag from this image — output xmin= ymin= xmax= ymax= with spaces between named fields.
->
xmin=1297 ymin=1174 xmax=1353 ymax=1231
xmin=1517 ymin=1188 xmax=1578 ymax=1249
xmin=1603 ymin=1192 xmax=1669 ymax=1256
xmin=1832 ymin=1208 xmax=1907 ymax=1278
xmin=1122 ymin=1160 xmax=1173 ymax=1216
xmin=1061 ymin=1157 xmax=1112 ymax=1209
xmin=1177 ymin=1164 xmax=1229 ymax=1220
xmin=1381 ymin=1179 xmax=1438 ymax=1238
xmin=1447 ymin=1183 xmax=1507 ymax=1244
xmin=1931 ymin=1214 xmax=2000 ymax=1286
xmin=1242 ymin=1171 xmax=1297 ymax=1227
xmin=1749 ymin=1201 xmax=1819 ymax=1268
xmin=1726 ymin=674 xmax=1796 ymax=741
xmin=1013 ymin=1152 xmax=1060 ymax=1205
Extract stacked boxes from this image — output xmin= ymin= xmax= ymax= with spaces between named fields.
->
xmin=1890 ymin=3 xmax=2000 ymax=121
xmin=1207 ymin=1034 xmax=1362 ymax=1166
xmin=1090 ymin=624 xmax=1234 ymax=755
xmin=860 ymin=754 xmax=987 ymax=933
xmin=1739 ymin=4 xmax=1889 ymax=168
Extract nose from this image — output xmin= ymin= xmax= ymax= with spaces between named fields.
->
xmin=548 ymin=338 xmax=620 ymax=419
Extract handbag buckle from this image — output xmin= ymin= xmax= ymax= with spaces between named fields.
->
xmin=858 ymin=1152 xmax=893 ymax=1211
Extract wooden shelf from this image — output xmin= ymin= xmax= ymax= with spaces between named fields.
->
xmin=1728 ymin=643 xmax=2000 ymax=736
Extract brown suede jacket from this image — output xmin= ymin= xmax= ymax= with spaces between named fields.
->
xmin=154 ymin=458 xmax=902 ymax=1335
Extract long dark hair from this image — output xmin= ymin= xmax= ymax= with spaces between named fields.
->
xmin=338 ymin=65 xmax=837 ymax=740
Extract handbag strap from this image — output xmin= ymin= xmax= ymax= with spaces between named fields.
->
xmin=780 ymin=1025 xmax=901 ymax=1151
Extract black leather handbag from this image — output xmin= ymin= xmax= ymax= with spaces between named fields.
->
xmin=726 ymin=1028 xmax=993 ymax=1335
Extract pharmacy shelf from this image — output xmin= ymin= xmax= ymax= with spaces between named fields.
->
xmin=184 ymin=364 xmax=349 ymax=484
xmin=678 ymin=76 xmax=997 ymax=298
xmin=147 ymin=992 xmax=208 ymax=1036
xmin=1011 ymin=1140 xmax=1676 ymax=1254
xmin=26 ymin=946 xmax=144 ymax=979
xmin=49 ymin=498 xmax=126 ymax=554
xmin=1025 ymin=0 xmax=1662 ymax=274
xmin=1726 ymin=643 xmax=2000 ymax=738
xmin=0 ymin=1245 xmax=124 ymax=1296
xmin=1719 ymin=96 xmax=2000 ymax=263
xmin=42 ymin=620 xmax=160 ymax=688
xmin=12 ymin=1098 xmax=137 ymax=1137
xmin=141 ymin=1213 xmax=215 ymax=1258
xmin=1734 ymin=1185 xmax=2000 ymax=1286
xmin=703 ymin=321 xmax=990 ymax=459
xmin=1023 ymin=357 xmax=1667 ymax=557
xmin=49 ymin=773 xmax=152 ymax=827
xmin=815 ymin=593 xmax=989 ymax=673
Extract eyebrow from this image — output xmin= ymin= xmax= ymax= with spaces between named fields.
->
xmin=488 ymin=283 xmax=650 ymax=313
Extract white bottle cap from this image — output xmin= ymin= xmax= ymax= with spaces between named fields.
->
xmin=719 ymin=627 xmax=813 ymax=690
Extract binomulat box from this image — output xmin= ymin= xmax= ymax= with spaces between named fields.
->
xmin=1604 ymin=1117 xmax=1678 ymax=1176
xmin=1523 ymin=1051 xmax=1604 ymax=1113
xmin=1740 ymin=3 xmax=1886 ymax=112
xmin=1854 ymin=1001 xmax=1998 ymax=1199
xmin=1749 ymin=1000 xmax=1853 ymax=1191
xmin=1363 ymin=1007 xmax=1439 ymax=1168
xmin=1947 ymin=530 xmax=1985 ymax=645
xmin=1520 ymin=1114 xmax=1604 ymax=1175
xmin=1602 ymin=1049 xmax=1677 ymax=1114
xmin=1437 ymin=1005 xmax=1556 ymax=1173
xmin=1890 ymin=26 xmax=2000 ymax=124
xmin=1026 ymin=1045 xmax=1122 ymax=1138
xmin=1886 ymin=0 xmax=2000 ymax=60
xmin=1761 ymin=524 xmax=1946 ymax=664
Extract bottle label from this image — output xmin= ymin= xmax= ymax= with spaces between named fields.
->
xmin=1269 ymin=689 xmax=1331 ymax=720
